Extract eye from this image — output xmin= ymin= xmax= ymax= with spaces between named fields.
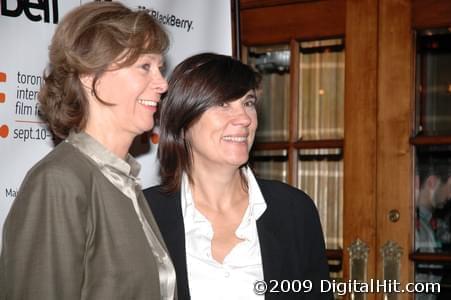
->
xmin=244 ymin=99 xmax=256 ymax=107
xmin=141 ymin=63 xmax=151 ymax=71
xmin=217 ymin=102 xmax=228 ymax=107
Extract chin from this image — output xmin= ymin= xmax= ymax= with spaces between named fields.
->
xmin=227 ymin=157 xmax=249 ymax=168
xmin=142 ymin=122 xmax=155 ymax=133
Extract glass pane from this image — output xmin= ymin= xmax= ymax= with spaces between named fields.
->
xmin=298 ymin=148 xmax=343 ymax=249
xmin=415 ymin=145 xmax=451 ymax=253
xmin=415 ymin=262 xmax=450 ymax=299
xmin=299 ymin=39 xmax=345 ymax=140
xmin=415 ymin=28 xmax=451 ymax=136
xmin=250 ymin=149 xmax=288 ymax=183
xmin=414 ymin=146 xmax=451 ymax=300
xmin=247 ymin=45 xmax=290 ymax=142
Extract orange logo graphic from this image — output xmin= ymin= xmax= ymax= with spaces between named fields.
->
xmin=0 ymin=72 xmax=6 ymax=103
xmin=150 ymin=132 xmax=159 ymax=144
xmin=0 ymin=124 xmax=9 ymax=138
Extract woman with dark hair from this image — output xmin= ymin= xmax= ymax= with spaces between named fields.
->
xmin=0 ymin=2 xmax=175 ymax=299
xmin=144 ymin=53 xmax=332 ymax=299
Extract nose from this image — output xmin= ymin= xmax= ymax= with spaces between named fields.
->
xmin=231 ymin=104 xmax=252 ymax=127
xmin=152 ymin=69 xmax=168 ymax=94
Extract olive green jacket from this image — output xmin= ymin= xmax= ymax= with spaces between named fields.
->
xmin=0 ymin=141 xmax=167 ymax=299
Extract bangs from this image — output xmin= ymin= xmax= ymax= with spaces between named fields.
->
xmin=202 ymin=59 xmax=261 ymax=106
xmin=115 ymin=11 xmax=169 ymax=68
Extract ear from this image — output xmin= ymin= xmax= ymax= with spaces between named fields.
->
xmin=79 ymin=74 xmax=95 ymax=96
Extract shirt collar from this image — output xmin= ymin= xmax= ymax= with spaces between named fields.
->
xmin=181 ymin=173 xmax=195 ymax=220
xmin=66 ymin=131 xmax=141 ymax=181
xmin=243 ymin=166 xmax=267 ymax=221
xmin=180 ymin=166 xmax=267 ymax=221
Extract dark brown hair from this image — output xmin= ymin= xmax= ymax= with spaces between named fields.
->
xmin=159 ymin=53 xmax=261 ymax=192
xmin=39 ymin=1 xmax=169 ymax=139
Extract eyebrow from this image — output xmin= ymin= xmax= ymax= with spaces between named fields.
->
xmin=137 ymin=55 xmax=166 ymax=70
xmin=140 ymin=54 xmax=164 ymax=63
xmin=245 ymin=92 xmax=257 ymax=100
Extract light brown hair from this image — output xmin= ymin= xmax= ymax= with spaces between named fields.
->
xmin=39 ymin=1 xmax=169 ymax=139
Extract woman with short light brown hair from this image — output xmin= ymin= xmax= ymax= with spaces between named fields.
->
xmin=0 ymin=2 xmax=175 ymax=299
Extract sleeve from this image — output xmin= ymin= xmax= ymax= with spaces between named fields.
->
xmin=295 ymin=195 xmax=334 ymax=300
xmin=0 ymin=165 xmax=88 ymax=299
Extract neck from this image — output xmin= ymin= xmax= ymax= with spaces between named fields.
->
xmin=84 ymin=123 xmax=133 ymax=159
xmin=190 ymin=165 xmax=247 ymax=212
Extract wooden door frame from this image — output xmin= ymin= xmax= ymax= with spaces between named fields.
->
xmin=343 ymin=1 xmax=379 ymax=295
xmin=240 ymin=1 xmax=451 ymax=299
xmin=376 ymin=0 xmax=413 ymax=296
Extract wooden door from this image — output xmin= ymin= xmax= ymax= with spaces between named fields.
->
xmin=240 ymin=0 xmax=451 ymax=299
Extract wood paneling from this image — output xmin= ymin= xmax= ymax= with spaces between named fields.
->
xmin=377 ymin=0 xmax=413 ymax=287
xmin=343 ymin=0 xmax=378 ymax=293
xmin=240 ymin=0 xmax=317 ymax=10
xmin=410 ymin=252 xmax=451 ymax=263
xmin=240 ymin=0 xmax=345 ymax=45
xmin=413 ymin=0 xmax=451 ymax=29
xmin=294 ymin=139 xmax=344 ymax=149
xmin=241 ymin=0 xmax=451 ymax=294
xmin=288 ymin=39 xmax=300 ymax=184
xmin=252 ymin=139 xmax=343 ymax=150
xmin=411 ymin=135 xmax=451 ymax=145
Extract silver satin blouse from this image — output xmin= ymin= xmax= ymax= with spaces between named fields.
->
xmin=67 ymin=131 xmax=176 ymax=300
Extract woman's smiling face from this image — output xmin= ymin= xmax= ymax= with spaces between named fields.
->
xmin=89 ymin=53 xmax=168 ymax=138
xmin=185 ymin=90 xmax=258 ymax=169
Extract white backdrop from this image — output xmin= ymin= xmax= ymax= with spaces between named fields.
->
xmin=0 ymin=0 xmax=232 ymax=243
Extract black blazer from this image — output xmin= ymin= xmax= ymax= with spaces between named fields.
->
xmin=144 ymin=179 xmax=333 ymax=300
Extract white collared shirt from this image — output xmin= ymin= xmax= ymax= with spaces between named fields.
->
xmin=181 ymin=167 xmax=267 ymax=300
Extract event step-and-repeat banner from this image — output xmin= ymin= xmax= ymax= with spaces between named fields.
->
xmin=0 ymin=0 xmax=232 ymax=242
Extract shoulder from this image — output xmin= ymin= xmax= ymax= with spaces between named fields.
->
xmin=143 ymin=185 xmax=176 ymax=201
xmin=256 ymin=179 xmax=327 ymax=254
xmin=6 ymin=143 xmax=96 ymax=228
xmin=143 ymin=185 xmax=179 ymax=211
xmin=257 ymin=178 xmax=309 ymax=197
xmin=257 ymin=178 xmax=317 ymax=213
xmin=15 ymin=142 xmax=100 ymax=204
xmin=24 ymin=142 xmax=97 ymax=185
xmin=143 ymin=185 xmax=182 ymax=227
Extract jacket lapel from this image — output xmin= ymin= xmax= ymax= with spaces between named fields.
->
xmin=148 ymin=190 xmax=191 ymax=299
xmin=257 ymin=208 xmax=284 ymax=284
xmin=256 ymin=180 xmax=285 ymax=289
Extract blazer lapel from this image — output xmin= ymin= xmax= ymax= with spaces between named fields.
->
xmin=256 ymin=181 xmax=285 ymax=287
xmin=137 ymin=193 xmax=169 ymax=251
xmin=149 ymin=191 xmax=191 ymax=299
xmin=257 ymin=213 xmax=284 ymax=284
